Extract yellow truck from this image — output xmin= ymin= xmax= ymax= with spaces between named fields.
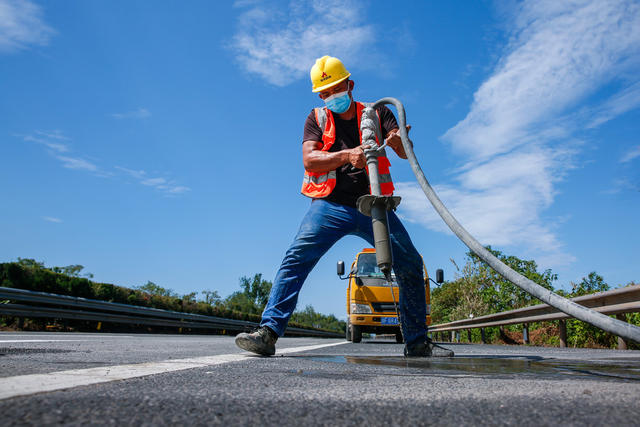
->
xmin=337 ymin=248 xmax=442 ymax=343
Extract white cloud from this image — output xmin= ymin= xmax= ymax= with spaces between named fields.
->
xmin=396 ymin=148 xmax=566 ymax=251
xmin=620 ymin=145 xmax=640 ymax=163
xmin=0 ymin=0 xmax=54 ymax=53
xmin=604 ymin=178 xmax=639 ymax=194
xmin=230 ymin=0 xmax=378 ymax=86
xmin=55 ymin=155 xmax=99 ymax=172
xmin=15 ymin=132 xmax=190 ymax=195
xmin=20 ymin=133 xmax=69 ymax=153
xmin=163 ymin=185 xmax=190 ymax=195
xmin=18 ymin=130 xmax=107 ymax=174
xmin=42 ymin=216 xmax=62 ymax=223
xmin=116 ymin=166 xmax=190 ymax=195
xmin=35 ymin=130 xmax=70 ymax=141
xmin=114 ymin=166 xmax=145 ymax=180
xmin=141 ymin=177 xmax=166 ymax=186
xmin=443 ymin=0 xmax=640 ymax=161
xmin=587 ymin=82 xmax=640 ymax=129
xmin=401 ymin=0 xmax=640 ymax=268
xmin=112 ymin=108 xmax=151 ymax=120
xmin=396 ymin=180 xmax=577 ymax=267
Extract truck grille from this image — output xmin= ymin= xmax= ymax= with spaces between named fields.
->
xmin=371 ymin=302 xmax=399 ymax=313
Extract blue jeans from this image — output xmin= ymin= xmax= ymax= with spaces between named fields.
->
xmin=261 ymin=199 xmax=428 ymax=346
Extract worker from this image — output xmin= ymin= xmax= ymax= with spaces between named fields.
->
xmin=235 ymin=55 xmax=453 ymax=358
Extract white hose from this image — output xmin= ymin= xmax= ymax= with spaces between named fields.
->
xmin=373 ymin=97 xmax=640 ymax=344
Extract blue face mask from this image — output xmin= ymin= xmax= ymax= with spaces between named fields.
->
xmin=324 ymin=90 xmax=352 ymax=114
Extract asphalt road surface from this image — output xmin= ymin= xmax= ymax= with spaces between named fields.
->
xmin=1 ymin=331 xmax=640 ymax=426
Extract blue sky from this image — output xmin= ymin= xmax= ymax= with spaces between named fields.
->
xmin=1 ymin=0 xmax=639 ymax=319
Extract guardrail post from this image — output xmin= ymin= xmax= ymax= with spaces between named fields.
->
xmin=616 ymin=314 xmax=628 ymax=350
xmin=523 ymin=323 xmax=529 ymax=344
xmin=18 ymin=317 xmax=24 ymax=329
xmin=467 ymin=329 xmax=472 ymax=343
xmin=455 ymin=331 xmax=460 ymax=343
xmin=480 ymin=328 xmax=486 ymax=344
xmin=558 ymin=320 xmax=567 ymax=348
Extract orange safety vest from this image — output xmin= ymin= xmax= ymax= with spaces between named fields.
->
xmin=301 ymin=102 xmax=394 ymax=198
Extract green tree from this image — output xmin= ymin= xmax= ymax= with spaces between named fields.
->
xmin=449 ymin=258 xmax=490 ymax=321
xmin=290 ymin=305 xmax=345 ymax=332
xmin=224 ymin=291 xmax=261 ymax=314
xmin=51 ymin=264 xmax=93 ymax=278
xmin=182 ymin=292 xmax=197 ymax=304
xmin=565 ymin=272 xmax=614 ymax=348
xmin=239 ymin=274 xmax=272 ymax=309
xmin=570 ymin=271 xmax=609 ymax=296
xmin=16 ymin=258 xmax=45 ymax=269
xmin=222 ymin=274 xmax=273 ymax=315
xmin=468 ymin=247 xmax=557 ymax=312
xmin=201 ymin=290 xmax=221 ymax=306
xmin=431 ymin=248 xmax=557 ymax=324
xmin=136 ymin=281 xmax=177 ymax=297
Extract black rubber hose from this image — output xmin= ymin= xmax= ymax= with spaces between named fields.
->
xmin=373 ymin=97 xmax=640 ymax=344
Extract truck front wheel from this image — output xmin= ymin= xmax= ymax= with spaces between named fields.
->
xmin=345 ymin=320 xmax=352 ymax=341
xmin=352 ymin=325 xmax=362 ymax=343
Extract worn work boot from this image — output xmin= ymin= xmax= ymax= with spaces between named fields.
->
xmin=235 ymin=326 xmax=278 ymax=356
xmin=404 ymin=338 xmax=454 ymax=358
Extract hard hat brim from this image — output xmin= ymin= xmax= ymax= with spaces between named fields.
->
xmin=311 ymin=73 xmax=351 ymax=93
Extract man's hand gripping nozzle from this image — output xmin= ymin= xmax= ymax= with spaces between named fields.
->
xmin=356 ymin=106 xmax=401 ymax=283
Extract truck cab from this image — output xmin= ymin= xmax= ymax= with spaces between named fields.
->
xmin=338 ymin=248 xmax=439 ymax=343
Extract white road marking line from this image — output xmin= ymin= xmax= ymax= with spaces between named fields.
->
xmin=0 ymin=335 xmax=135 ymax=339
xmin=0 ymin=340 xmax=87 ymax=343
xmin=276 ymin=341 xmax=347 ymax=355
xmin=0 ymin=340 xmax=347 ymax=400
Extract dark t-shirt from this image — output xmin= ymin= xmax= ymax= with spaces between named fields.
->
xmin=302 ymin=105 xmax=398 ymax=207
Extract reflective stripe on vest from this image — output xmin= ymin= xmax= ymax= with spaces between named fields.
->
xmin=300 ymin=103 xmax=394 ymax=198
xmin=300 ymin=108 xmax=338 ymax=198
xmin=303 ymin=171 xmax=334 ymax=185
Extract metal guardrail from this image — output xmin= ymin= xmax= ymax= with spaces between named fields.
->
xmin=0 ymin=287 xmax=342 ymax=338
xmin=429 ymin=285 xmax=640 ymax=348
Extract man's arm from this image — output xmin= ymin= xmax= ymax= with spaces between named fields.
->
xmin=384 ymin=125 xmax=412 ymax=159
xmin=302 ymin=140 xmax=366 ymax=172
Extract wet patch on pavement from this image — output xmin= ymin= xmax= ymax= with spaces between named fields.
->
xmin=292 ymin=355 xmax=640 ymax=382
xmin=0 ymin=348 xmax=75 ymax=355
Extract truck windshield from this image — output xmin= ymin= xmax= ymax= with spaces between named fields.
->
xmin=356 ymin=253 xmax=396 ymax=280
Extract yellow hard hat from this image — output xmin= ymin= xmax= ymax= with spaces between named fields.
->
xmin=310 ymin=55 xmax=351 ymax=93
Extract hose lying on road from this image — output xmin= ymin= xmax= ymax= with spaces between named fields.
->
xmin=372 ymin=97 xmax=640 ymax=344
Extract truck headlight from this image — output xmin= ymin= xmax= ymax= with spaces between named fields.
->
xmin=351 ymin=303 xmax=372 ymax=314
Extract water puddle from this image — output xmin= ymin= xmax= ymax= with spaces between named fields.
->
xmin=297 ymin=355 xmax=640 ymax=382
